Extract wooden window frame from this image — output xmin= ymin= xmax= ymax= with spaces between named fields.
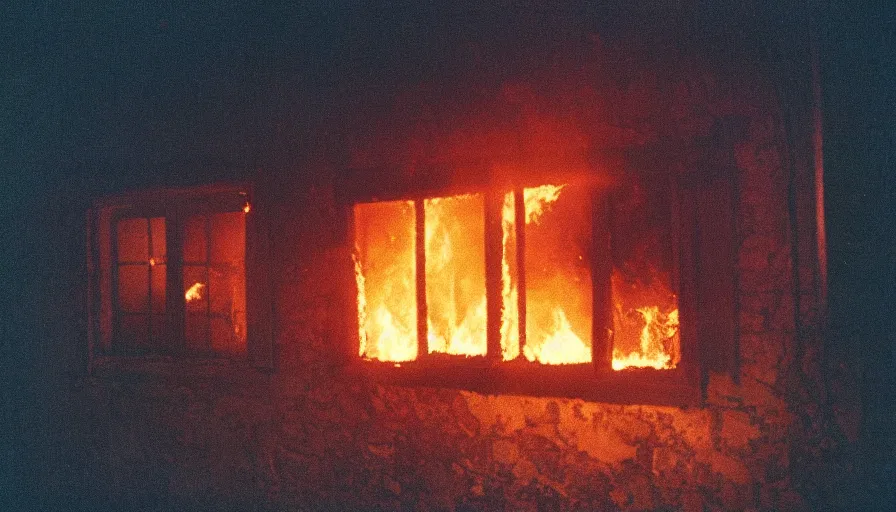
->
xmin=342 ymin=168 xmax=721 ymax=407
xmin=87 ymin=183 xmax=273 ymax=370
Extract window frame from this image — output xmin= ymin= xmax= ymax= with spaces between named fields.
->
xmin=87 ymin=182 xmax=273 ymax=370
xmin=344 ymin=170 xmax=705 ymax=407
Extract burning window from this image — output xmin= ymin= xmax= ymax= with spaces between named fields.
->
xmin=90 ymin=185 xmax=261 ymax=361
xmin=352 ymin=177 xmax=681 ymax=373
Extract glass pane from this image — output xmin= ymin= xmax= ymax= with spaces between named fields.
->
xmin=118 ymin=265 xmax=149 ymax=313
xmin=610 ymin=177 xmax=680 ymax=370
xmin=117 ymin=218 xmax=148 ymax=262
xmin=119 ymin=313 xmax=149 ymax=350
xmin=211 ymin=317 xmax=246 ymax=356
xmin=183 ymin=215 xmax=207 ymax=263
xmin=150 ymin=217 xmax=166 ymax=261
xmin=353 ymin=200 xmax=417 ymax=362
xmin=424 ymin=194 xmax=486 ymax=357
xmin=208 ymin=270 xmax=247 ymax=353
xmin=210 ymin=211 xmax=245 ymax=264
xmin=185 ymin=313 xmax=209 ymax=352
xmin=500 ymin=192 xmax=520 ymax=360
xmin=151 ymin=264 xmax=166 ymax=313
xmin=524 ymin=185 xmax=592 ymax=364
xmin=183 ymin=265 xmax=207 ymax=314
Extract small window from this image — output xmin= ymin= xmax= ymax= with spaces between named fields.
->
xmin=89 ymin=184 xmax=271 ymax=366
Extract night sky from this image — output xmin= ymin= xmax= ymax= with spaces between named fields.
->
xmin=3 ymin=0 xmax=894 ymax=506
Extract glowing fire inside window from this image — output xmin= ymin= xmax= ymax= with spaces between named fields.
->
xmin=353 ymin=184 xmax=679 ymax=370
xmin=354 ymin=200 xmax=417 ymax=362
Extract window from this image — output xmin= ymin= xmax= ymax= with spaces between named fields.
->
xmin=347 ymin=166 xmax=714 ymax=406
xmin=88 ymin=184 xmax=272 ymax=367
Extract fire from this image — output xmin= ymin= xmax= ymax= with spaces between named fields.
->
xmin=354 ymin=184 xmax=677 ymax=370
xmin=185 ymin=282 xmax=205 ymax=302
xmin=522 ymin=184 xmax=565 ymax=224
xmin=501 ymin=184 xmax=591 ymax=364
xmin=353 ymin=253 xmax=368 ymax=357
xmin=523 ymin=307 xmax=591 ymax=364
xmin=500 ymin=192 xmax=519 ymax=360
xmin=354 ymin=200 xmax=418 ymax=362
xmin=610 ymin=269 xmax=680 ymax=370
xmin=424 ymin=195 xmax=487 ymax=356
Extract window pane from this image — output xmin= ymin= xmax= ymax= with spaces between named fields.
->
xmin=354 ymin=200 xmax=417 ymax=362
xmin=183 ymin=215 xmax=207 ymax=263
xmin=524 ymin=185 xmax=592 ymax=364
xmin=117 ymin=218 xmax=148 ymax=262
xmin=610 ymin=177 xmax=680 ymax=370
xmin=151 ymin=264 xmax=166 ymax=313
xmin=118 ymin=265 xmax=149 ymax=313
xmin=424 ymin=194 xmax=486 ymax=357
xmin=209 ymin=263 xmax=247 ymax=349
xmin=210 ymin=212 xmax=245 ymax=264
xmin=150 ymin=217 xmax=166 ymax=261
xmin=183 ymin=265 xmax=207 ymax=313
xmin=183 ymin=211 xmax=247 ymax=357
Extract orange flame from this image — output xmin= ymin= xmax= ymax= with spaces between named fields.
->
xmin=523 ymin=307 xmax=590 ymax=364
xmin=185 ymin=282 xmax=205 ymax=302
xmin=354 ymin=185 xmax=677 ymax=371
xmin=500 ymin=184 xmax=590 ymax=364
xmin=610 ymin=268 xmax=680 ymax=370
xmin=425 ymin=195 xmax=487 ymax=356
xmin=353 ymin=253 xmax=368 ymax=357
xmin=354 ymin=201 xmax=418 ymax=362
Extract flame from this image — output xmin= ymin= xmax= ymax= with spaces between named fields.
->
xmin=523 ymin=307 xmax=590 ymax=364
xmin=185 ymin=282 xmax=205 ymax=302
xmin=424 ymin=195 xmax=487 ymax=356
xmin=500 ymin=192 xmax=519 ymax=359
xmin=354 ymin=200 xmax=417 ymax=362
xmin=610 ymin=269 xmax=680 ymax=370
xmin=500 ymin=184 xmax=591 ymax=364
xmin=354 ymin=184 xmax=677 ymax=371
xmin=242 ymin=202 xmax=251 ymax=213
xmin=523 ymin=184 xmax=565 ymax=224
xmin=353 ymin=252 xmax=368 ymax=357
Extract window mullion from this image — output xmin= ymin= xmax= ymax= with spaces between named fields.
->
xmin=484 ymin=191 xmax=504 ymax=361
xmin=415 ymin=199 xmax=428 ymax=359
xmin=591 ymin=190 xmax=612 ymax=372
xmin=514 ymin=189 xmax=527 ymax=358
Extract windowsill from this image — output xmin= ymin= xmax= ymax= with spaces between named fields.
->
xmin=349 ymin=359 xmax=701 ymax=408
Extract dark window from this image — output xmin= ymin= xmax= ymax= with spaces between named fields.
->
xmin=89 ymin=185 xmax=271 ymax=366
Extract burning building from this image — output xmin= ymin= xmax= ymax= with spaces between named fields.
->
xmin=10 ymin=2 xmax=887 ymax=510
